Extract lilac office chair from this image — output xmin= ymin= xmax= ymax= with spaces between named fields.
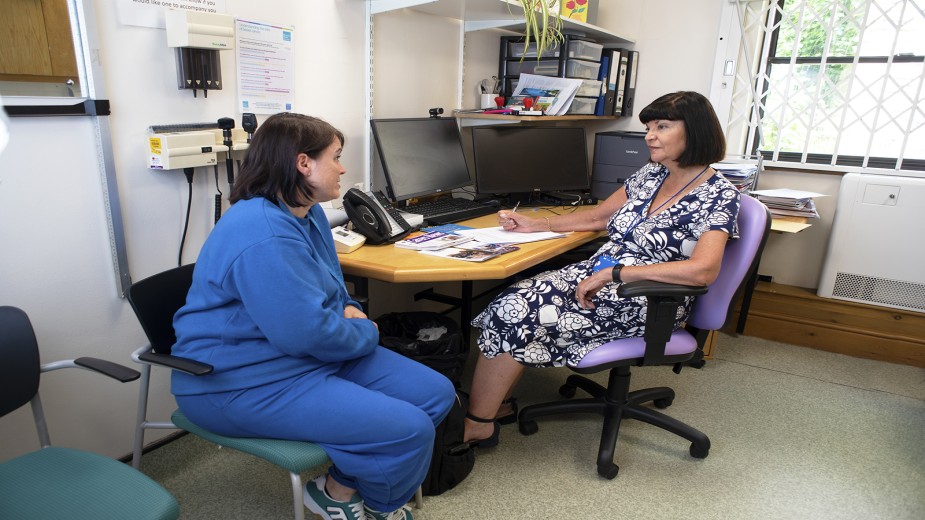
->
xmin=518 ymin=195 xmax=771 ymax=479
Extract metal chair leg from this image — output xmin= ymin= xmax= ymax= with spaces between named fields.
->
xmin=290 ymin=472 xmax=305 ymax=520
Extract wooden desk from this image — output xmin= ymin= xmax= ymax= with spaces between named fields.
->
xmin=338 ymin=208 xmax=603 ymax=341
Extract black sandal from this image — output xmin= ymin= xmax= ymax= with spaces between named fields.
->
xmin=496 ymin=397 xmax=519 ymax=426
xmin=464 ymin=412 xmax=501 ymax=450
xmin=459 ymin=391 xmax=519 ymax=426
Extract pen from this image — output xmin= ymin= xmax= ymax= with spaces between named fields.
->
xmin=511 ymin=201 xmax=520 ymax=214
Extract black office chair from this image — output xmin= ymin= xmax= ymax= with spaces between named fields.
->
xmin=0 ymin=306 xmax=179 ymax=520
xmin=518 ymin=195 xmax=771 ymax=479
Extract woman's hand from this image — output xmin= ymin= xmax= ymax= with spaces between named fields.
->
xmin=344 ymin=305 xmax=377 ymax=330
xmin=575 ymin=269 xmax=614 ymax=309
xmin=499 ymin=210 xmax=545 ymax=233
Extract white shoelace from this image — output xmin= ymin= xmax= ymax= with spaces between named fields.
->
xmin=346 ymin=500 xmax=366 ymax=519
xmin=366 ymin=504 xmax=411 ymax=520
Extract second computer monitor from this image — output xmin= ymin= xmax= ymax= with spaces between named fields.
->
xmin=370 ymin=117 xmax=472 ymax=202
xmin=472 ymin=126 xmax=590 ymax=202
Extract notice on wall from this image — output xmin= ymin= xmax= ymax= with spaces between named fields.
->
xmin=235 ymin=19 xmax=294 ymax=115
xmin=116 ymin=0 xmax=227 ymax=29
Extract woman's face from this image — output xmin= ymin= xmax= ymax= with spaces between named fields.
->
xmin=644 ymin=119 xmax=687 ymax=166
xmin=301 ymin=136 xmax=345 ymax=203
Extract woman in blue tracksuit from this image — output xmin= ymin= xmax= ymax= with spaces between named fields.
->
xmin=171 ymin=112 xmax=454 ymax=520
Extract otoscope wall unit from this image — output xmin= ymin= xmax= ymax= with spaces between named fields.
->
xmin=165 ymin=10 xmax=235 ymax=97
xmin=147 ymin=131 xmax=220 ymax=170
xmin=147 ymin=128 xmax=249 ymax=171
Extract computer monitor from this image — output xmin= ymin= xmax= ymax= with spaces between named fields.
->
xmin=370 ymin=117 xmax=472 ymax=202
xmin=472 ymin=126 xmax=590 ymax=202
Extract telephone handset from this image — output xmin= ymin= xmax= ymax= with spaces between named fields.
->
xmin=342 ymin=188 xmax=412 ymax=245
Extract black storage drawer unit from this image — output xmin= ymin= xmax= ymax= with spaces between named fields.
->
xmin=591 ymin=131 xmax=649 ymax=200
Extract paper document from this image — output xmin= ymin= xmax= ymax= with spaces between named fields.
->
xmin=749 ymin=188 xmax=827 ymax=199
xmin=456 ymin=227 xmax=566 ymax=244
xmin=420 ymin=243 xmax=520 ymax=262
xmin=770 ymin=218 xmax=812 ymax=233
xmin=514 ymin=74 xmax=584 ymax=116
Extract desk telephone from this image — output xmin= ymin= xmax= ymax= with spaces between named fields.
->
xmin=343 ymin=188 xmax=412 ymax=244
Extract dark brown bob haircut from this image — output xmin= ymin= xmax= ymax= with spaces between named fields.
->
xmin=638 ymin=91 xmax=725 ymax=168
xmin=230 ymin=112 xmax=344 ymax=207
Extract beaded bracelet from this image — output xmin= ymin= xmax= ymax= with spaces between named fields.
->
xmin=544 ymin=217 xmax=551 ymax=231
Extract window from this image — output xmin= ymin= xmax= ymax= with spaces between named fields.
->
xmin=723 ymin=0 xmax=925 ymax=172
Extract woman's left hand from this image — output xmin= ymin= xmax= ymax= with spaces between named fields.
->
xmin=344 ymin=305 xmax=377 ymax=330
xmin=344 ymin=305 xmax=368 ymax=320
xmin=575 ymin=269 xmax=613 ymax=309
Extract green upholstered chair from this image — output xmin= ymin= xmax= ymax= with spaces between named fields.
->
xmin=0 ymin=306 xmax=179 ymax=520
xmin=127 ymin=264 xmax=422 ymax=519
xmin=127 ymin=264 xmax=330 ymax=520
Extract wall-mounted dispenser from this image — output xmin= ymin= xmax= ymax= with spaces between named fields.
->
xmin=165 ymin=10 xmax=235 ymax=98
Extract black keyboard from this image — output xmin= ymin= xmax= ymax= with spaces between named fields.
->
xmin=403 ymin=198 xmax=499 ymax=224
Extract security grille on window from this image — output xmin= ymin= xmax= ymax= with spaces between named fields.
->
xmin=719 ymin=0 xmax=925 ymax=172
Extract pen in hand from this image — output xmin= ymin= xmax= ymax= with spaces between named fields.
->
xmin=502 ymin=202 xmax=520 ymax=231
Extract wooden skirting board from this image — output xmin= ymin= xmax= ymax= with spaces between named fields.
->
xmin=723 ymin=282 xmax=925 ymax=368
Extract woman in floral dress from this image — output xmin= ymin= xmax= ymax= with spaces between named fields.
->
xmin=463 ymin=91 xmax=741 ymax=448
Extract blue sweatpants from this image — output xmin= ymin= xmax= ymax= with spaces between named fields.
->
xmin=175 ymin=346 xmax=456 ymax=512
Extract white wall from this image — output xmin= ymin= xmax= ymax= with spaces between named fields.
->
xmin=0 ymin=0 xmax=367 ymax=462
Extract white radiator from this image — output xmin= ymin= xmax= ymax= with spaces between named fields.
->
xmin=817 ymin=173 xmax=925 ymax=313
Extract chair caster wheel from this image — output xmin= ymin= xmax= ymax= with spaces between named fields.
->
xmin=690 ymin=360 xmax=706 ymax=369
xmin=519 ymin=420 xmax=538 ymax=436
xmin=690 ymin=442 xmax=710 ymax=459
xmin=598 ymin=463 xmax=619 ymax=479
xmin=654 ymin=397 xmax=673 ymax=409
xmin=558 ymin=383 xmax=576 ymax=398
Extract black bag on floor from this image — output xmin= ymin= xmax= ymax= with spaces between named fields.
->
xmin=421 ymin=391 xmax=473 ymax=496
xmin=374 ymin=311 xmax=474 ymax=496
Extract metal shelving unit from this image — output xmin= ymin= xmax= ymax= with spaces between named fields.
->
xmin=369 ymin=0 xmax=633 ymax=45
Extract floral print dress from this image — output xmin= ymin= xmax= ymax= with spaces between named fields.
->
xmin=471 ymin=163 xmax=741 ymax=368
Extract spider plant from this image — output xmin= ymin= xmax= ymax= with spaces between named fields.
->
xmin=517 ymin=0 xmax=564 ymax=59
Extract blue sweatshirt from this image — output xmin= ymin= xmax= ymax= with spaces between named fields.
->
xmin=171 ymin=198 xmax=378 ymax=395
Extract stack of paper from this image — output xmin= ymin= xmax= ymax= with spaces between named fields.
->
xmin=749 ymin=189 xmax=826 ymax=219
xmin=395 ymin=226 xmax=567 ymax=262
xmin=393 ymin=228 xmax=524 ymax=262
xmin=712 ymin=162 xmax=758 ymax=194
xmin=513 ymin=74 xmax=584 ymax=116
xmin=420 ymin=243 xmax=521 ymax=263
xmin=455 ymin=227 xmax=566 ymax=244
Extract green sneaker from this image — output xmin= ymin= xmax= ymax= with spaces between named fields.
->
xmin=364 ymin=504 xmax=414 ymax=520
xmin=303 ymin=475 xmax=365 ymax=520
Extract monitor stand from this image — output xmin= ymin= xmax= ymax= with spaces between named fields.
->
xmin=498 ymin=191 xmax=597 ymax=207
xmin=503 ymin=192 xmax=539 ymax=207
xmin=538 ymin=191 xmax=598 ymax=206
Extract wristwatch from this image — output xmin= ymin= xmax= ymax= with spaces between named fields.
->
xmin=612 ymin=264 xmax=624 ymax=283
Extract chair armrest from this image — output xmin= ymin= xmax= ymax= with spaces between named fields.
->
xmin=618 ymin=280 xmax=708 ymax=299
xmin=138 ymin=351 xmax=214 ymax=376
xmin=41 ymin=358 xmax=141 ymax=383
xmin=618 ymin=281 xmax=709 ymax=366
xmin=74 ymin=357 xmax=141 ymax=382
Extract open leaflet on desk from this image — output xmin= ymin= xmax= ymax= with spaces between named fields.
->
xmin=343 ymin=188 xmax=412 ymax=245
